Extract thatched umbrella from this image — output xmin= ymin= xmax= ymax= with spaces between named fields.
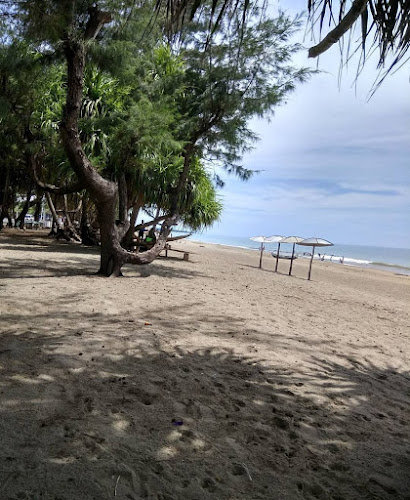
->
xmin=297 ymin=237 xmax=333 ymax=280
xmin=250 ymin=235 xmax=283 ymax=269
xmin=279 ymin=236 xmax=304 ymax=276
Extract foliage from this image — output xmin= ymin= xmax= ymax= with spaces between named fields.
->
xmin=0 ymin=0 xmax=309 ymax=245
xmin=172 ymin=6 xmax=311 ymax=180
xmin=180 ymin=158 xmax=223 ymax=230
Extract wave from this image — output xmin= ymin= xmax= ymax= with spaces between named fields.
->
xmin=341 ymin=257 xmax=372 ymax=265
xmin=372 ymin=261 xmax=410 ymax=271
xmin=190 ymin=239 xmax=254 ymax=251
xmin=190 ymin=236 xmax=410 ymax=273
xmin=298 ymin=253 xmax=371 ymax=265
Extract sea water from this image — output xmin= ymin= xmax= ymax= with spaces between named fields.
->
xmin=189 ymin=233 xmax=410 ymax=276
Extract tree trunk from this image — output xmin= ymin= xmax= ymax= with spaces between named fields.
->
xmin=10 ymin=188 xmax=16 ymax=227
xmin=63 ymin=194 xmax=81 ymax=241
xmin=59 ymin=12 xmax=176 ymax=277
xmin=34 ymin=191 xmax=42 ymax=222
xmin=15 ymin=188 xmax=33 ymax=229
xmin=45 ymin=191 xmax=59 ymax=236
xmin=0 ymin=167 xmax=11 ymax=231
xmin=80 ymin=195 xmax=98 ymax=245
xmin=122 ymin=194 xmax=144 ymax=249
xmin=96 ymin=197 xmax=125 ymax=276
xmin=170 ymin=144 xmax=194 ymax=215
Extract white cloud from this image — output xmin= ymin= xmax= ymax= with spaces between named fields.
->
xmin=204 ymin=3 xmax=410 ymax=248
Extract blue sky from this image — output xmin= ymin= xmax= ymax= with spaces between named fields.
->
xmin=202 ymin=0 xmax=410 ymax=248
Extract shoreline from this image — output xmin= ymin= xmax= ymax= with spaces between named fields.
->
xmin=188 ymin=237 xmax=410 ymax=277
xmin=1 ymin=228 xmax=409 ymax=277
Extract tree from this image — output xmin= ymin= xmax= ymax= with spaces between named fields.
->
xmin=4 ymin=0 xmax=308 ymax=276
xmin=0 ymin=41 xmax=51 ymax=229
xmin=170 ymin=9 xmax=309 ymax=200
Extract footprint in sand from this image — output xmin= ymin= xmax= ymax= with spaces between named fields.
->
xmin=179 ymin=429 xmax=195 ymax=442
xmin=126 ymin=384 xmax=160 ymax=406
xmin=232 ymin=464 xmax=246 ymax=476
xmin=201 ymin=477 xmax=217 ymax=492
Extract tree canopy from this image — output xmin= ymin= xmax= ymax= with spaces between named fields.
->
xmin=0 ymin=0 xmax=310 ymax=275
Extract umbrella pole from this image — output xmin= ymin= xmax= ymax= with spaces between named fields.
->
xmin=275 ymin=243 xmax=280 ymax=272
xmin=259 ymin=243 xmax=264 ymax=269
xmin=308 ymin=245 xmax=316 ymax=280
xmin=289 ymin=243 xmax=296 ymax=276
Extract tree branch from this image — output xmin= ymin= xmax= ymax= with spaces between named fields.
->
xmin=169 ymin=143 xmax=194 ymax=215
xmin=123 ymin=216 xmax=178 ymax=266
xmin=35 ymin=177 xmax=85 ymax=195
xmin=308 ymin=0 xmax=369 ymax=58
xmin=63 ymin=194 xmax=82 ymax=242
xmin=122 ymin=195 xmax=144 ymax=248
xmin=84 ymin=7 xmax=112 ymax=41
xmin=134 ymin=215 xmax=170 ymax=230
xmin=32 ymin=157 xmax=85 ymax=194
xmin=118 ymin=174 xmax=127 ymax=224
xmin=45 ymin=192 xmax=58 ymax=227
xmin=59 ymin=9 xmax=115 ymax=201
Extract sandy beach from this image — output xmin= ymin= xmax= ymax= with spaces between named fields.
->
xmin=1 ymin=230 xmax=409 ymax=500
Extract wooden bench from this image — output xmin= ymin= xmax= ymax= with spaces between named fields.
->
xmin=164 ymin=244 xmax=190 ymax=261
xmin=132 ymin=241 xmax=190 ymax=261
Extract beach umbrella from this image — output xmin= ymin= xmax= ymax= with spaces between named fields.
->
xmin=297 ymin=237 xmax=333 ymax=280
xmin=269 ymin=235 xmax=287 ymax=272
xmin=279 ymin=236 xmax=304 ymax=276
xmin=265 ymin=235 xmax=284 ymax=270
xmin=250 ymin=235 xmax=283 ymax=269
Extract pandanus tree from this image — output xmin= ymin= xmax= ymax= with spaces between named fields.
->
xmin=5 ymin=0 xmax=309 ymax=276
xmin=307 ymin=0 xmax=410 ymax=86
xmin=130 ymin=156 xmax=223 ymax=232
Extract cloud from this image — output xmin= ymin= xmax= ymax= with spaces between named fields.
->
xmin=213 ymin=173 xmax=409 ymax=246
xmin=222 ymin=180 xmax=408 ymax=214
xmin=203 ymin=7 xmax=410 ymax=248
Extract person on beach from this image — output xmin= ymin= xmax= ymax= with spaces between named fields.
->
xmin=138 ymin=220 xmax=146 ymax=241
xmin=145 ymin=226 xmax=157 ymax=244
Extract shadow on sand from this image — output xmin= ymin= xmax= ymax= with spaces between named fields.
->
xmin=0 ymin=232 xmax=204 ymax=280
xmin=0 ymin=306 xmax=409 ymax=500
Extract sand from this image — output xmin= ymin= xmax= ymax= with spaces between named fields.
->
xmin=1 ymin=229 xmax=409 ymax=500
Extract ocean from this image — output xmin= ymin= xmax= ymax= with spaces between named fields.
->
xmin=189 ymin=233 xmax=410 ymax=276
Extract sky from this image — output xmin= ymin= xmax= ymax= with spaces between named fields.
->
xmin=201 ymin=0 xmax=410 ymax=248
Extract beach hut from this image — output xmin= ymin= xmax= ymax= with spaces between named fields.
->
xmin=297 ymin=237 xmax=333 ymax=280
xmin=278 ymin=236 xmax=304 ymax=276
xmin=250 ymin=235 xmax=283 ymax=269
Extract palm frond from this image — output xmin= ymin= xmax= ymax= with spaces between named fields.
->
xmin=308 ymin=0 xmax=410 ymax=80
